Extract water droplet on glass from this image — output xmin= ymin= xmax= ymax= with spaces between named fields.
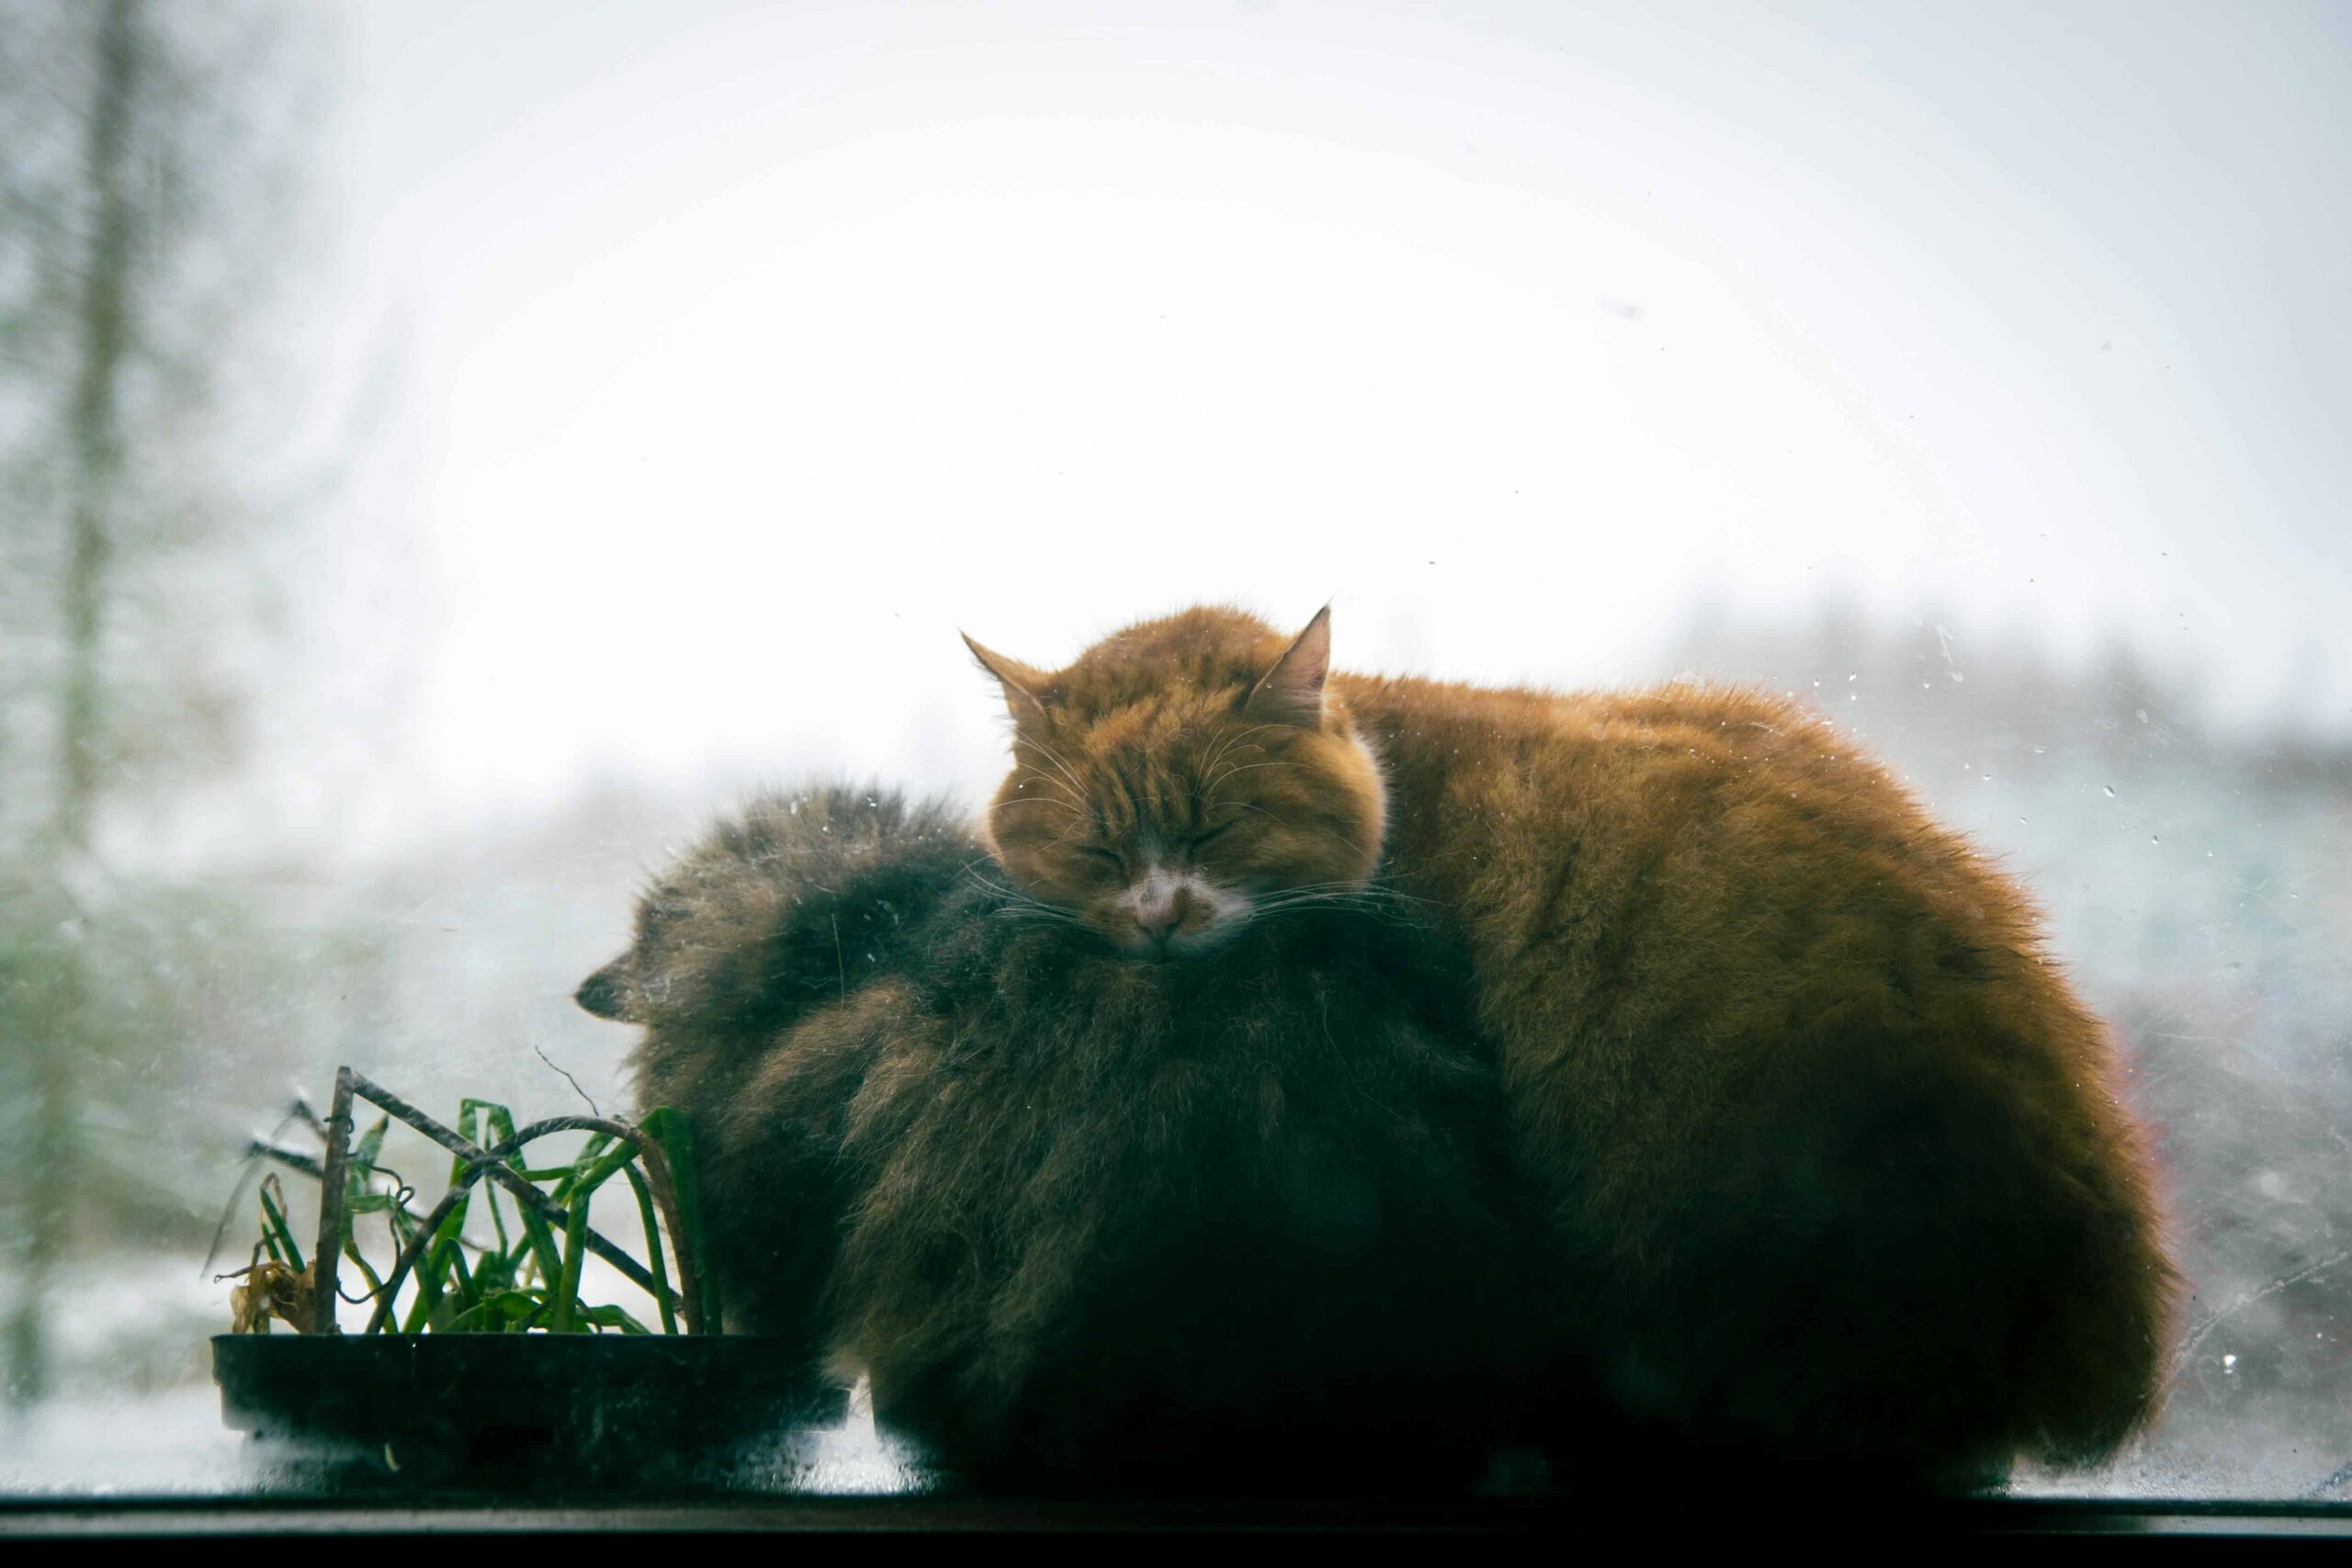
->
xmin=1847 ymin=673 xmax=1858 ymax=682
xmin=2103 ymin=785 xmax=2117 ymax=797
xmin=1951 ymin=671 xmax=1965 ymax=682
xmin=2135 ymin=708 xmax=2149 ymax=723
xmin=2222 ymin=1354 xmax=2237 ymax=1373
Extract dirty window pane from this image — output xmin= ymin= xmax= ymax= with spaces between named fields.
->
xmin=0 ymin=0 xmax=2344 ymax=1507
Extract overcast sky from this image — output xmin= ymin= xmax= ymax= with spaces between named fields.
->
xmin=319 ymin=0 xmax=2352 ymax=820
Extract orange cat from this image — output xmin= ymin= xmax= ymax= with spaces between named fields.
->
xmin=966 ymin=604 xmax=2177 ymax=1484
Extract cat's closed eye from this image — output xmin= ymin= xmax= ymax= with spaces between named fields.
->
xmin=1184 ymin=820 xmax=1237 ymax=854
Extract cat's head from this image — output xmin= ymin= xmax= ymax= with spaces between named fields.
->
xmin=966 ymin=605 xmax=1386 ymax=958
xmin=574 ymin=785 xmax=973 ymax=1032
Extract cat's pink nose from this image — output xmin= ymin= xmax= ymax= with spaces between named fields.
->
xmin=1135 ymin=889 xmax=1194 ymax=942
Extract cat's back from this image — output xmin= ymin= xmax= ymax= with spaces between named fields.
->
xmin=1348 ymin=671 xmax=2173 ymax=1474
xmin=1345 ymin=673 xmax=1999 ymax=947
xmin=1351 ymin=671 xmax=2115 ymax=1152
xmin=604 ymin=784 xmax=978 ymax=1122
xmin=828 ymin=890 xmax=1538 ymax=1483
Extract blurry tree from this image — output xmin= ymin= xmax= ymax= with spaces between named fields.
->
xmin=0 ymin=0 xmax=325 ymax=1407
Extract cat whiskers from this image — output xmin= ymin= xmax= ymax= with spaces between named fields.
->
xmin=1245 ymin=883 xmax=1424 ymax=931
xmin=987 ymin=794 xmax=1078 ymax=819
xmin=1202 ymin=760 xmax=1302 ymax=795
xmin=1198 ymin=724 xmax=1279 ymax=786
xmin=1015 ymin=737 xmax=1096 ymax=811
xmin=957 ymin=861 xmax=1088 ymax=927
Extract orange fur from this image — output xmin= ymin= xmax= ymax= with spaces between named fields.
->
xmin=971 ymin=604 xmax=2178 ymax=1480
xmin=971 ymin=607 xmax=1386 ymax=956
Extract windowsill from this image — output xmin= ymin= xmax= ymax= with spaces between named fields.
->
xmin=6 ymin=1493 xmax=2351 ymax=1540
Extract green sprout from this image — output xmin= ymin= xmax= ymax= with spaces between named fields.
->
xmin=222 ymin=1066 xmax=713 ymax=1337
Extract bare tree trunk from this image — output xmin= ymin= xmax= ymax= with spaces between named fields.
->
xmin=58 ymin=3 xmax=136 ymax=859
xmin=5 ymin=0 xmax=138 ymax=1412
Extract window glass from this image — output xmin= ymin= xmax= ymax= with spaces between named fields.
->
xmin=1 ymin=0 xmax=2344 ymax=1506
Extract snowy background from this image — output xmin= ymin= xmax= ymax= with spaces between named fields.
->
xmin=1 ymin=0 xmax=2345 ymax=1499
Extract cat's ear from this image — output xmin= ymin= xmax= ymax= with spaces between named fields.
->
xmin=1247 ymin=604 xmax=1333 ymax=727
xmin=963 ymin=633 xmax=1053 ymax=732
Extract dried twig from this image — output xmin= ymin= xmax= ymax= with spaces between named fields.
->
xmin=309 ymin=1067 xmax=356 ymax=1333
xmin=533 ymin=1043 xmax=603 ymax=1119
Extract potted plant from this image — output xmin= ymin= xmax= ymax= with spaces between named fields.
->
xmin=211 ymin=1066 xmax=844 ymax=1488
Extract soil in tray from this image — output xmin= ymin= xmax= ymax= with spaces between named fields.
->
xmin=213 ymin=1334 xmax=848 ymax=1491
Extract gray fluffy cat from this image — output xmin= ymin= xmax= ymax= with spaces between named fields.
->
xmin=579 ymin=785 xmax=1553 ymax=1486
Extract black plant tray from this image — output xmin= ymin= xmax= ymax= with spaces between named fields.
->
xmin=212 ymin=1334 xmax=846 ymax=1490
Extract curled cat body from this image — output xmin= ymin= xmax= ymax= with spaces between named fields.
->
xmin=588 ymin=785 xmax=1548 ymax=1487
xmin=965 ymin=604 xmax=2177 ymax=1485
